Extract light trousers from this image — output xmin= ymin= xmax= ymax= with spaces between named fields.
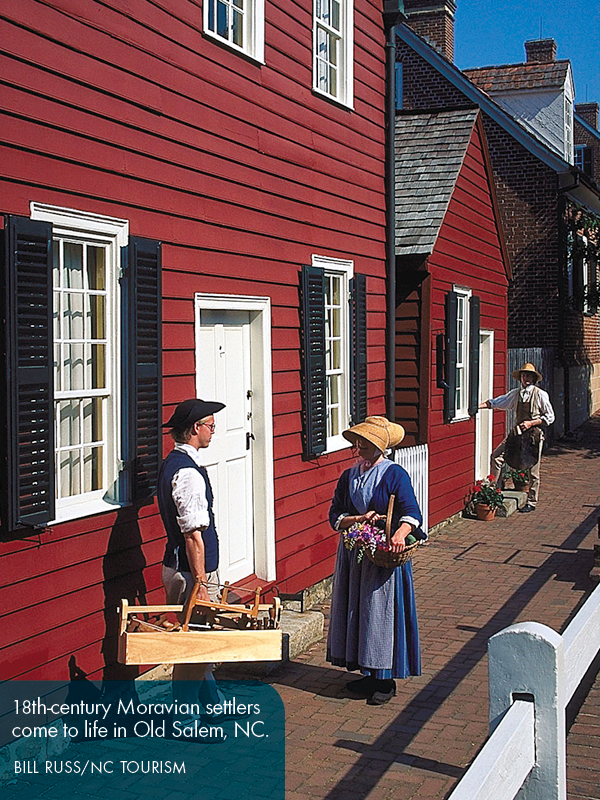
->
xmin=161 ymin=564 xmax=225 ymax=708
xmin=491 ymin=434 xmax=544 ymax=506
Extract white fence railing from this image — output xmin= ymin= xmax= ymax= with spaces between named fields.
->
xmin=394 ymin=444 xmax=428 ymax=533
xmin=448 ymin=582 xmax=600 ymax=800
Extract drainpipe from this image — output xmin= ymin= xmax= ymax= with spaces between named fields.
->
xmin=383 ymin=1 xmax=405 ymax=420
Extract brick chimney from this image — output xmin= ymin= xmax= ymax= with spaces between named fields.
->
xmin=575 ymin=102 xmax=599 ymax=130
xmin=524 ymin=38 xmax=557 ymax=64
xmin=404 ymin=0 xmax=456 ymax=62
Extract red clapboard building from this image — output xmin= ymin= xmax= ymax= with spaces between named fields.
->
xmin=0 ymin=0 xmax=402 ymax=681
xmin=393 ymin=108 xmax=509 ymax=529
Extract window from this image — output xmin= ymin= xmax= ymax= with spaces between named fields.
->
xmin=565 ymin=95 xmax=574 ymax=163
xmin=313 ymin=0 xmax=354 ymax=108
xmin=575 ymin=145 xmax=593 ymax=177
xmin=443 ymin=289 xmax=480 ymax=423
xmin=454 ymin=288 xmax=470 ymax=419
xmin=300 ymin=257 xmax=366 ymax=458
xmin=1 ymin=206 xmax=162 ymax=531
xmin=204 ymin=0 xmax=265 ymax=63
xmin=52 ymin=230 xmax=118 ymax=517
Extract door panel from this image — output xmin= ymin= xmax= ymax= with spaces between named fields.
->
xmin=476 ymin=331 xmax=494 ymax=480
xmin=197 ymin=310 xmax=254 ymax=583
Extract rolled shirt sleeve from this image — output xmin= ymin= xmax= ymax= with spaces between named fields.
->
xmin=171 ymin=467 xmax=210 ymax=534
xmin=488 ymin=387 xmax=519 ymax=410
xmin=538 ymin=389 xmax=555 ymax=426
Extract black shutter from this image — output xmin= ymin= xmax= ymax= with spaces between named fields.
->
xmin=301 ymin=265 xmax=326 ymax=458
xmin=350 ymin=273 xmax=368 ymax=425
xmin=2 ymin=216 xmax=54 ymax=530
xmin=125 ymin=237 xmax=162 ymax=501
xmin=468 ymin=295 xmax=481 ymax=416
xmin=444 ymin=291 xmax=458 ymax=423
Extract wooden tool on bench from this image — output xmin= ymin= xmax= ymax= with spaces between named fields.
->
xmin=117 ymin=581 xmax=282 ymax=665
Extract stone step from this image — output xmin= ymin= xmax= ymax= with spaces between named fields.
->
xmin=498 ymin=489 xmax=529 ymax=517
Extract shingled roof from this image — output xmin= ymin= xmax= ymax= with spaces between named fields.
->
xmin=395 ymin=108 xmax=479 ymax=256
xmin=464 ymin=61 xmax=570 ymax=94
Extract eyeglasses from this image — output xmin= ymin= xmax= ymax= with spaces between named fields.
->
xmin=200 ymin=422 xmax=216 ymax=432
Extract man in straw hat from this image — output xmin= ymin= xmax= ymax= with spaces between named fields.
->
xmin=158 ymin=398 xmax=226 ymax=714
xmin=479 ymin=363 xmax=555 ymax=512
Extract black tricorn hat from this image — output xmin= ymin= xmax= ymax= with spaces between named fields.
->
xmin=163 ymin=398 xmax=225 ymax=429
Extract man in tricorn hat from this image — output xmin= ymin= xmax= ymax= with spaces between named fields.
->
xmin=479 ymin=363 xmax=555 ymax=513
xmin=158 ymin=397 xmax=225 ymax=709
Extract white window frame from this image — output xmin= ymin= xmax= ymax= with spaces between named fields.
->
xmin=564 ymin=95 xmax=574 ymax=164
xmin=312 ymin=254 xmax=353 ymax=452
xmin=313 ymin=0 xmax=354 ymax=109
xmin=203 ymin=0 xmax=265 ymax=64
xmin=30 ymin=202 xmax=128 ymax=523
xmin=581 ymin=234 xmax=590 ymax=314
xmin=453 ymin=286 xmax=472 ymax=423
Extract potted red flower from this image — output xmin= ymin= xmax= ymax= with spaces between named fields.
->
xmin=466 ymin=476 xmax=505 ymax=521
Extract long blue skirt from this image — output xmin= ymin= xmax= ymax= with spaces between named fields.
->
xmin=326 ymin=536 xmax=421 ymax=679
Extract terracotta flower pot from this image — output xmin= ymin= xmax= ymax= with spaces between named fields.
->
xmin=513 ymin=482 xmax=530 ymax=494
xmin=475 ymin=503 xmax=497 ymax=521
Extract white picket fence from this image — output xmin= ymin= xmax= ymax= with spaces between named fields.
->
xmin=448 ymin=582 xmax=600 ymax=800
xmin=394 ymin=444 xmax=429 ymax=533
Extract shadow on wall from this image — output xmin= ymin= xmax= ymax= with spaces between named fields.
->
xmin=101 ymin=507 xmax=148 ymax=683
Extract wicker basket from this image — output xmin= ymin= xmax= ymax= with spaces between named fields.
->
xmin=365 ymin=494 xmax=419 ymax=568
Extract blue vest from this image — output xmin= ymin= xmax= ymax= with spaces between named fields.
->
xmin=157 ymin=450 xmax=219 ymax=574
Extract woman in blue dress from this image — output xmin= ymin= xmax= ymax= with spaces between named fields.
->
xmin=327 ymin=416 xmax=423 ymax=705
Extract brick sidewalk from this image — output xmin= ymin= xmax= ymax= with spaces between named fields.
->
xmin=263 ymin=415 xmax=600 ymax=799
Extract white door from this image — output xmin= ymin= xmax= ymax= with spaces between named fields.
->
xmin=196 ymin=309 xmax=254 ymax=583
xmin=475 ymin=330 xmax=494 ymax=480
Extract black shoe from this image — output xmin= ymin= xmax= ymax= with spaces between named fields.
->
xmin=519 ymin=504 xmax=536 ymax=513
xmin=346 ymin=676 xmax=377 ymax=696
xmin=367 ymin=680 xmax=396 ymax=706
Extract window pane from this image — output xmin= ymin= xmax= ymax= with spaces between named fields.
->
xmin=84 ymin=447 xmax=102 ymax=493
xmin=332 ymin=338 xmax=341 ymax=370
xmin=64 ymin=343 xmax=85 ymax=391
xmin=83 ymin=397 xmax=103 ymax=444
xmin=331 ymin=304 xmax=340 ymax=337
xmin=331 ymin=0 xmax=340 ymax=31
xmin=64 ymin=242 xmax=84 ymax=289
xmin=59 ymin=400 xmax=80 ymax=447
xmin=89 ymin=344 xmax=106 ymax=389
xmin=53 ymin=240 xmax=60 ymax=287
xmin=232 ymin=8 xmax=243 ymax=46
xmin=54 ymin=344 xmax=61 ymax=392
xmin=208 ymin=0 xmax=215 ymax=30
xmin=217 ymin=0 xmax=228 ymax=38
xmin=64 ymin=292 xmax=85 ymax=339
xmin=87 ymin=295 xmax=106 ymax=340
xmin=330 ymin=404 xmax=339 ymax=437
xmin=87 ymin=245 xmax=105 ymax=290
xmin=60 ymin=450 xmax=81 ymax=498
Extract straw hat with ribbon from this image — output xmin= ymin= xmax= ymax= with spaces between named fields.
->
xmin=512 ymin=363 xmax=542 ymax=383
xmin=342 ymin=416 xmax=405 ymax=453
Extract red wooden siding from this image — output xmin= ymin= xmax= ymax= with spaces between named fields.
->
xmin=0 ymin=0 xmax=389 ymax=680
xmin=394 ymin=288 xmax=421 ymax=445
xmin=427 ymin=124 xmax=508 ymax=527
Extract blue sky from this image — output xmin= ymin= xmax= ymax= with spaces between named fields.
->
xmin=454 ymin=0 xmax=600 ymax=105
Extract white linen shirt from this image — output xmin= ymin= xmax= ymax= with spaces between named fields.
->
xmin=170 ymin=443 xmax=210 ymax=535
xmin=488 ymin=385 xmax=555 ymax=426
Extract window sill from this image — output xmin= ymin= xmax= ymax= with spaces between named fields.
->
xmin=324 ymin=435 xmax=352 ymax=455
xmin=203 ymin=30 xmax=265 ymax=65
xmin=312 ymin=86 xmax=354 ymax=111
xmin=50 ymin=497 xmax=127 ymax=525
xmin=450 ymin=413 xmax=471 ymax=424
